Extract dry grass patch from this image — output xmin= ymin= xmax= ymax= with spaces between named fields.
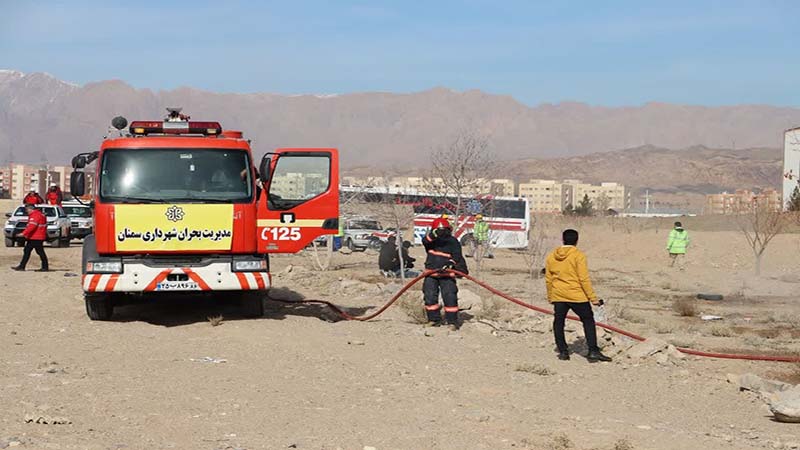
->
xmin=515 ymin=363 xmax=554 ymax=376
xmin=397 ymin=295 xmax=428 ymax=324
xmin=709 ymin=324 xmax=734 ymax=337
xmin=615 ymin=307 xmax=645 ymax=324
xmin=671 ymin=297 xmax=697 ymax=317
xmin=651 ymin=322 xmax=675 ymax=334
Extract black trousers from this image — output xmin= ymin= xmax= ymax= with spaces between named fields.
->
xmin=553 ymin=301 xmax=598 ymax=353
xmin=423 ymin=276 xmax=458 ymax=323
xmin=19 ymin=239 xmax=48 ymax=270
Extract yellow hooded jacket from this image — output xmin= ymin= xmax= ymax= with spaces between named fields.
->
xmin=545 ymin=245 xmax=597 ymax=303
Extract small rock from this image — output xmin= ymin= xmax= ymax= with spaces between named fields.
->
xmin=626 ymin=338 xmax=668 ymax=359
xmin=347 ymin=340 xmax=365 ymax=346
xmin=666 ymin=345 xmax=685 ymax=360
xmin=338 ymin=247 xmax=353 ymax=255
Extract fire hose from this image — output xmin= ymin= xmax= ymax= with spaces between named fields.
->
xmin=268 ymin=269 xmax=800 ymax=363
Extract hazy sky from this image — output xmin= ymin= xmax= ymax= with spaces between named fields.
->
xmin=1 ymin=0 xmax=796 ymax=106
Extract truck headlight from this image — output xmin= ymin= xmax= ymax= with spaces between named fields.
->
xmin=232 ymin=260 xmax=267 ymax=272
xmin=87 ymin=261 xmax=123 ymax=274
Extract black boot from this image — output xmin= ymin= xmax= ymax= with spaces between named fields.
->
xmin=557 ymin=350 xmax=570 ymax=361
xmin=587 ymin=350 xmax=612 ymax=362
xmin=11 ymin=266 xmax=24 ymax=271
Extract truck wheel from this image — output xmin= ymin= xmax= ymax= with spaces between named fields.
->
xmin=85 ymin=293 xmax=114 ymax=321
xmin=4 ymin=237 xmax=13 ymax=247
xmin=241 ymin=292 xmax=264 ymax=318
xmin=346 ymin=238 xmax=355 ymax=251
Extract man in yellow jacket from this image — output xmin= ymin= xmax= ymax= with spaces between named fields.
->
xmin=545 ymin=229 xmax=612 ymax=362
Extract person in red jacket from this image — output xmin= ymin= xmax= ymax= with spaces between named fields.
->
xmin=45 ymin=183 xmax=63 ymax=205
xmin=23 ymin=190 xmax=44 ymax=205
xmin=11 ymin=204 xmax=49 ymax=272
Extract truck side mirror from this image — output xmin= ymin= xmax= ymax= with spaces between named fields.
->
xmin=4 ymin=212 xmax=11 ymax=218
xmin=259 ymin=154 xmax=274 ymax=183
xmin=72 ymin=155 xmax=87 ymax=169
xmin=70 ymin=172 xmax=86 ymax=197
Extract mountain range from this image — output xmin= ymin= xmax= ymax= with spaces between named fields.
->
xmin=0 ymin=70 xmax=794 ymax=209
xmin=1 ymin=70 xmax=798 ymax=165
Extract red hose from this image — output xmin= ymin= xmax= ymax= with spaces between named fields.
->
xmin=270 ymin=269 xmax=800 ymax=363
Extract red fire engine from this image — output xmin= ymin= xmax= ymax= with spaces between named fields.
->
xmin=70 ymin=109 xmax=339 ymax=320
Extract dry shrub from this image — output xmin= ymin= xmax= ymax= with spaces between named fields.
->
xmin=548 ymin=433 xmax=573 ymax=450
xmin=475 ymin=296 xmax=507 ymax=321
xmin=616 ymin=307 xmax=645 ymax=324
xmin=709 ymin=324 xmax=734 ymax=337
xmin=613 ymin=439 xmax=636 ymax=450
xmin=515 ymin=363 xmax=554 ymax=376
xmin=651 ymin=322 xmax=674 ymax=334
xmin=397 ymin=295 xmax=428 ymax=324
xmin=207 ymin=315 xmax=224 ymax=327
xmin=671 ymin=297 xmax=697 ymax=317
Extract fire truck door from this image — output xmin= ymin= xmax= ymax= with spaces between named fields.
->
xmin=257 ymin=148 xmax=340 ymax=253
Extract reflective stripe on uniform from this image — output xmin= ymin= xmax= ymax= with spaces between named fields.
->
xmin=425 ymin=304 xmax=441 ymax=311
xmin=443 ymin=306 xmax=459 ymax=313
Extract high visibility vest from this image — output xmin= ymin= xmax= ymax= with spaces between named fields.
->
xmin=474 ymin=220 xmax=489 ymax=242
xmin=667 ymin=229 xmax=689 ymax=254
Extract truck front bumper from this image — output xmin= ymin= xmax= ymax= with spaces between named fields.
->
xmin=82 ymin=259 xmax=270 ymax=293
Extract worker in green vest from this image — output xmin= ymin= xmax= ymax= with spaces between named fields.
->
xmin=666 ymin=221 xmax=689 ymax=270
xmin=473 ymin=213 xmax=493 ymax=259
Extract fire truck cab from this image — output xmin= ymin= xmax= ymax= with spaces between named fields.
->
xmin=70 ymin=109 xmax=339 ymax=320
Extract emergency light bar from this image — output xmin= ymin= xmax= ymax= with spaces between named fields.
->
xmin=129 ymin=120 xmax=222 ymax=136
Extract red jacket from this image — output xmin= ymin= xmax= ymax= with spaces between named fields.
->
xmin=22 ymin=209 xmax=48 ymax=241
xmin=46 ymin=190 xmax=63 ymax=205
xmin=23 ymin=193 xmax=44 ymax=205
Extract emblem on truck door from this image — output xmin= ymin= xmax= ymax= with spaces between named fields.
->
xmin=280 ymin=213 xmax=295 ymax=224
xmin=165 ymin=205 xmax=186 ymax=222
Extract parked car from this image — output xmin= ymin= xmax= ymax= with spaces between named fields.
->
xmin=342 ymin=217 xmax=383 ymax=251
xmin=4 ymin=204 xmax=71 ymax=247
xmin=61 ymin=202 xmax=94 ymax=239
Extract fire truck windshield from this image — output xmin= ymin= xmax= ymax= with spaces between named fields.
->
xmin=99 ymin=148 xmax=253 ymax=203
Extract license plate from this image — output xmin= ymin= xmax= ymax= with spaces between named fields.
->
xmin=155 ymin=281 xmax=199 ymax=291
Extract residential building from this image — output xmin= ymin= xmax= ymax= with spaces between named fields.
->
xmin=571 ymin=181 xmax=630 ymax=212
xmin=705 ymin=189 xmax=782 ymax=214
xmin=0 ymin=165 xmax=10 ymax=198
xmin=518 ymin=179 xmax=572 ymax=213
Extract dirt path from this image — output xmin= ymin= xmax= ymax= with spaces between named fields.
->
xmin=1 ymin=229 xmax=799 ymax=449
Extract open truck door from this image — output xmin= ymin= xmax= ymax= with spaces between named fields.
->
xmin=257 ymin=148 xmax=339 ymax=253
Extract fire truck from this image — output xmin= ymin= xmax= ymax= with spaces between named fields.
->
xmin=70 ymin=109 xmax=339 ymax=320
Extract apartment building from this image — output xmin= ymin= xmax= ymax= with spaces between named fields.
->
xmin=518 ymin=179 xmax=572 ymax=213
xmin=0 ymin=166 xmax=10 ymax=198
xmin=572 ymin=181 xmax=630 ymax=212
xmin=705 ymin=189 xmax=782 ymax=214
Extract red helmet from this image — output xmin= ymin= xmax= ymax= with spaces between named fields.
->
xmin=431 ymin=218 xmax=451 ymax=230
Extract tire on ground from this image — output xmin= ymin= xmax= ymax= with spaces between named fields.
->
xmin=241 ymin=291 xmax=265 ymax=318
xmin=85 ymin=293 xmax=114 ymax=321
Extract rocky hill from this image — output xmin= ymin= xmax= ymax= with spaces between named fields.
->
xmin=1 ymin=70 xmax=798 ymax=170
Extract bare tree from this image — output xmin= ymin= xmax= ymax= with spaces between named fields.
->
xmin=425 ymin=130 xmax=499 ymax=275
xmin=735 ymin=201 xmax=788 ymax=276
xmin=425 ymin=131 xmax=497 ymax=231
xmin=595 ymin=193 xmax=611 ymax=215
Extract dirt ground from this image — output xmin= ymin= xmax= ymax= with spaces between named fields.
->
xmin=1 ymin=216 xmax=800 ymax=450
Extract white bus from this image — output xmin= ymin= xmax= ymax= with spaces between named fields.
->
xmin=341 ymin=186 xmax=530 ymax=250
